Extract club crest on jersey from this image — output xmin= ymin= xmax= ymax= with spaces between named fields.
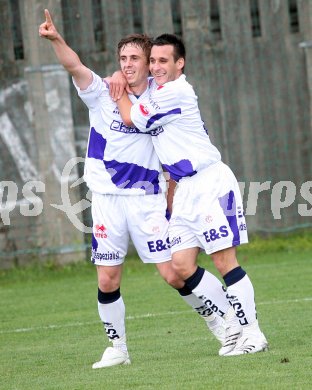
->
xmin=94 ymin=224 xmax=107 ymax=238
xmin=205 ymin=215 xmax=213 ymax=223
xmin=139 ymin=104 xmax=150 ymax=116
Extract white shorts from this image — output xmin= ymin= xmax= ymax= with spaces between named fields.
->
xmin=169 ymin=161 xmax=248 ymax=255
xmin=91 ymin=192 xmax=171 ymax=265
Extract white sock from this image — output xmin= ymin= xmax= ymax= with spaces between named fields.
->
xmin=98 ymin=296 xmax=128 ymax=353
xmin=191 ymin=271 xmax=231 ymax=317
xmin=226 ymin=274 xmax=257 ymax=326
xmin=181 ymin=292 xmax=216 ymax=322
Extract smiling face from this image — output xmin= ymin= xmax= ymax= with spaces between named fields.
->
xmin=149 ymin=44 xmax=184 ymax=86
xmin=119 ymin=43 xmax=150 ymax=94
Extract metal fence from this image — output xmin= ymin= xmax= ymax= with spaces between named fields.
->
xmin=1 ymin=0 xmax=312 ymax=266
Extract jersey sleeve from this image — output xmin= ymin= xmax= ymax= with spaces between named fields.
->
xmin=72 ymin=71 xmax=109 ymax=111
xmin=130 ymin=82 xmax=182 ymax=132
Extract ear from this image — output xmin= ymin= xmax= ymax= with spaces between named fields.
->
xmin=177 ymin=58 xmax=185 ymax=70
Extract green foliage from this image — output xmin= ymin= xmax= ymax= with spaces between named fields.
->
xmin=240 ymin=229 xmax=312 ymax=254
xmin=1 ymin=234 xmax=312 ymax=389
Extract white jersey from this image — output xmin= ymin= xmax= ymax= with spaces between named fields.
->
xmin=130 ymin=74 xmax=221 ymax=181
xmin=73 ymin=72 xmax=166 ymax=195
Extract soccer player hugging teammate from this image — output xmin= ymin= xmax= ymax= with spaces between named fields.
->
xmin=115 ymin=33 xmax=268 ymax=356
xmin=39 ymin=10 xmax=244 ymax=369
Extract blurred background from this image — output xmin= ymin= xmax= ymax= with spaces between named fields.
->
xmin=0 ymin=0 xmax=311 ymax=267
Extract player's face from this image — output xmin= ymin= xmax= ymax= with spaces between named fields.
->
xmin=149 ymin=45 xmax=184 ymax=86
xmin=119 ymin=44 xmax=149 ymax=89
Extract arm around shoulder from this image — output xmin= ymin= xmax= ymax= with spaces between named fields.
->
xmin=116 ymin=90 xmax=134 ymax=127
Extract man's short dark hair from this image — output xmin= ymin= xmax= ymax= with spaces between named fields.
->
xmin=117 ymin=34 xmax=153 ymax=64
xmin=152 ymin=34 xmax=186 ymax=63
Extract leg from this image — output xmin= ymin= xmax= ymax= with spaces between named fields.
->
xmin=91 ymin=193 xmax=130 ymax=368
xmin=155 ymin=259 xmax=186 ymax=289
xmin=128 ymin=193 xmax=223 ymax=346
xmin=211 ymin=247 xmax=257 ymax=326
xmin=96 ymin=265 xmax=126 ymax=345
xmin=211 ymin=247 xmax=268 ymax=356
xmin=92 ymin=264 xmax=130 ymax=368
xmin=172 ymin=248 xmax=244 ymax=353
xmin=171 ymin=248 xmax=231 ymax=317
xmin=97 ymin=264 xmax=123 ymax=292
xmin=170 ymin=247 xmax=199 ymax=280
xmin=210 ymin=246 xmax=239 ymax=277
xmin=155 ymin=257 xmax=226 ymax=345
xmin=127 ymin=194 xmax=223 ymax=344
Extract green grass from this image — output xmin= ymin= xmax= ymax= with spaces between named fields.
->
xmin=0 ymin=234 xmax=312 ymax=389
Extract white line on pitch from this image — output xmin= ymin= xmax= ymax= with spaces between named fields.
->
xmin=1 ymin=297 xmax=311 ymax=335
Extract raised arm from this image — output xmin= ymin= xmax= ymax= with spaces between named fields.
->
xmin=39 ymin=9 xmax=92 ymax=90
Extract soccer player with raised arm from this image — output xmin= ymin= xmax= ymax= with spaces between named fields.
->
xmin=115 ymin=34 xmax=268 ymax=356
xmin=39 ymin=12 xmax=241 ymax=368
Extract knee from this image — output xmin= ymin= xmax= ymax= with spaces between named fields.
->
xmin=171 ymin=260 xmax=185 ymax=277
xmin=171 ymin=256 xmax=197 ymax=280
xmin=156 ymin=262 xmax=185 ymax=289
xmin=98 ymin=272 xmax=120 ymax=292
xmin=163 ymin=271 xmax=184 ymax=289
xmin=171 ymin=247 xmax=199 ymax=280
xmin=211 ymin=250 xmax=239 ymax=277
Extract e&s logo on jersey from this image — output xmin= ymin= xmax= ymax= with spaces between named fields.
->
xmin=139 ymin=104 xmax=150 ymax=116
xmin=94 ymin=224 xmax=107 ymax=238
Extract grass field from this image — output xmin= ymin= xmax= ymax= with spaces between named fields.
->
xmin=0 ymin=233 xmax=311 ymax=389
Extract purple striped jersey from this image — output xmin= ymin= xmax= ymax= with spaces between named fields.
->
xmin=130 ymin=75 xmax=221 ymax=181
xmin=73 ymin=72 xmax=166 ymax=195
